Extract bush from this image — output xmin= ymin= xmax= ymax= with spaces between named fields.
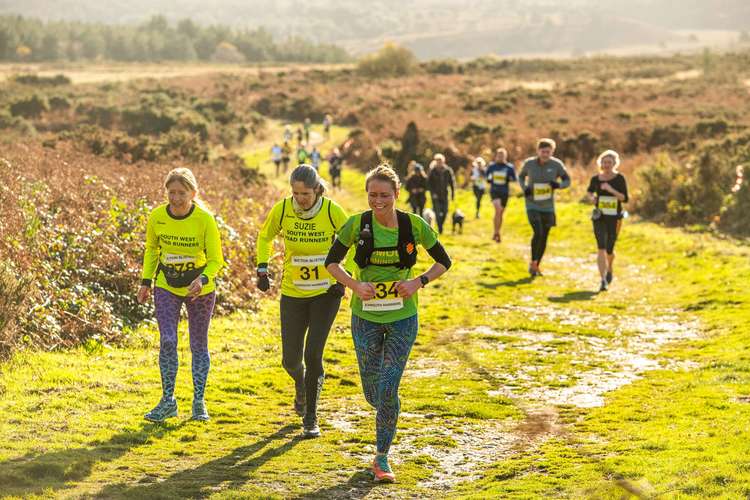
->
xmin=357 ymin=43 xmax=417 ymax=78
xmin=422 ymin=59 xmax=462 ymax=75
xmin=9 ymin=94 xmax=49 ymax=118
xmin=12 ymin=74 xmax=71 ymax=86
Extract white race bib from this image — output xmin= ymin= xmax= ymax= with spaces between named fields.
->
xmin=533 ymin=183 xmax=552 ymax=201
xmin=291 ymin=255 xmax=331 ymax=291
xmin=163 ymin=253 xmax=197 ymax=272
xmin=362 ymin=281 xmax=404 ymax=311
xmin=598 ymin=196 xmax=618 ymax=216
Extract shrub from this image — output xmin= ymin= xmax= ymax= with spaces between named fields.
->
xmin=9 ymin=94 xmax=49 ymax=118
xmin=357 ymin=43 xmax=417 ymax=78
xmin=12 ymin=74 xmax=71 ymax=86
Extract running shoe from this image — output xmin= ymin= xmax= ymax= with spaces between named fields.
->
xmin=599 ymin=279 xmax=608 ymax=292
xmin=192 ymin=399 xmax=210 ymax=421
xmin=372 ymin=455 xmax=396 ymax=483
xmin=302 ymin=416 xmax=320 ymax=438
xmin=144 ymin=398 xmax=178 ymax=422
xmin=606 ymin=271 xmax=613 ymax=284
xmin=492 ymin=233 xmax=500 ymax=243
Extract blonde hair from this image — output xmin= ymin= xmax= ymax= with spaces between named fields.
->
xmin=365 ymin=164 xmax=400 ymax=193
xmin=433 ymin=153 xmax=446 ymax=162
xmin=473 ymin=156 xmax=486 ymax=168
xmin=164 ymin=167 xmax=198 ymax=192
xmin=164 ymin=167 xmax=211 ymax=212
xmin=597 ymin=150 xmax=621 ymax=172
xmin=537 ymin=138 xmax=556 ymax=150
xmin=496 ymin=147 xmax=508 ymax=156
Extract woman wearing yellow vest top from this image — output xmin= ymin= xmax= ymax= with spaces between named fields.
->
xmin=256 ymin=164 xmax=348 ymax=438
xmin=137 ymin=168 xmax=225 ymax=422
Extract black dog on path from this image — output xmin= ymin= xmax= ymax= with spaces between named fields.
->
xmin=452 ymin=209 xmax=465 ymax=234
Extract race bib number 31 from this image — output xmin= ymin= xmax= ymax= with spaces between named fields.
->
xmin=598 ymin=196 xmax=618 ymax=216
xmin=291 ymin=255 xmax=330 ymax=291
xmin=362 ymin=281 xmax=404 ymax=311
xmin=533 ymin=183 xmax=552 ymax=201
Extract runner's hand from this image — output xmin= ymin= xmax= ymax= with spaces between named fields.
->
xmin=353 ymin=282 xmax=376 ymax=301
xmin=257 ymin=270 xmax=270 ymax=292
xmin=550 ymin=181 xmax=561 ymax=189
xmin=187 ymin=277 xmax=203 ymax=298
xmin=137 ymin=285 xmax=151 ymax=304
xmin=601 ymin=182 xmax=614 ymax=193
xmin=396 ymin=279 xmax=421 ymax=299
xmin=524 ymin=186 xmax=532 ymax=197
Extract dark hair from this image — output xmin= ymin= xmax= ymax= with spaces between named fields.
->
xmin=290 ymin=164 xmax=326 ymax=195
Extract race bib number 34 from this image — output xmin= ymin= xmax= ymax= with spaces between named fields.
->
xmin=291 ymin=255 xmax=330 ymax=291
xmin=362 ymin=281 xmax=404 ymax=311
xmin=533 ymin=183 xmax=552 ymax=201
xmin=598 ymin=196 xmax=618 ymax=216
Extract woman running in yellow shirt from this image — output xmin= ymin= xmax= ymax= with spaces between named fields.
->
xmin=256 ymin=164 xmax=348 ymax=437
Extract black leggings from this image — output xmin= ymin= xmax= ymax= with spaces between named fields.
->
xmin=593 ymin=217 xmax=619 ymax=254
xmin=527 ymin=210 xmax=556 ymax=262
xmin=432 ymin=196 xmax=449 ymax=234
xmin=473 ymin=186 xmax=485 ymax=214
xmin=409 ymin=193 xmax=426 ymax=217
xmin=280 ymin=292 xmax=341 ymax=419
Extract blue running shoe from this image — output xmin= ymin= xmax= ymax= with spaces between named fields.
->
xmin=144 ymin=398 xmax=178 ymax=422
xmin=192 ymin=400 xmax=210 ymax=421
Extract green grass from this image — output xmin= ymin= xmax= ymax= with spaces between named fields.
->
xmin=2 ymin=122 xmax=750 ymax=498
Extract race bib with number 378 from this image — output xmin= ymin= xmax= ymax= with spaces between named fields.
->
xmin=362 ymin=281 xmax=404 ymax=311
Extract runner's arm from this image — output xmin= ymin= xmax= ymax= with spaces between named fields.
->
xmin=203 ymin=215 xmax=225 ymax=280
xmin=256 ymin=201 xmax=283 ymax=271
xmin=557 ymin=162 xmax=571 ymax=189
xmin=141 ymin=212 xmax=159 ymax=286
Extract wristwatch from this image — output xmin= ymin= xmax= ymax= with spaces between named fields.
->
xmin=200 ymin=274 xmax=209 ymax=285
xmin=419 ymin=275 xmax=429 ymax=287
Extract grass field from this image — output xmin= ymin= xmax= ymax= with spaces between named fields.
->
xmin=1 ymin=123 xmax=750 ymax=498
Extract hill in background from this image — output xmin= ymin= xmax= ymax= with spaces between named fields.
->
xmin=0 ymin=0 xmax=748 ymax=59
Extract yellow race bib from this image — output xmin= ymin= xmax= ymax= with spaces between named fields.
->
xmin=492 ymin=171 xmax=507 ymax=185
xmin=291 ymin=255 xmax=331 ymax=291
xmin=598 ymin=196 xmax=618 ymax=216
xmin=533 ymin=183 xmax=552 ymax=201
xmin=362 ymin=281 xmax=404 ymax=311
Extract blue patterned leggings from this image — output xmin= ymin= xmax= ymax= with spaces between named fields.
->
xmin=153 ymin=287 xmax=216 ymax=402
xmin=351 ymin=314 xmax=418 ymax=454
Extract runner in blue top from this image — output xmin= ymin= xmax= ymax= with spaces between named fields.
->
xmin=485 ymin=147 xmax=517 ymax=242
xmin=310 ymin=147 xmax=322 ymax=171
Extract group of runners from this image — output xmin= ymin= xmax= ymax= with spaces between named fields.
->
xmin=137 ymin=162 xmax=450 ymax=483
xmin=135 ymin=135 xmax=627 ymax=484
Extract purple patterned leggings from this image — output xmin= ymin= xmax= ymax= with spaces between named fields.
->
xmin=153 ymin=287 xmax=216 ymax=402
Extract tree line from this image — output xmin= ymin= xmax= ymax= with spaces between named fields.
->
xmin=0 ymin=15 xmax=351 ymax=63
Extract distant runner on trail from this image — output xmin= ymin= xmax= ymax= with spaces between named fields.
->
xmin=405 ymin=161 xmax=428 ymax=217
xmin=284 ymin=124 xmax=293 ymax=143
xmin=470 ymin=156 xmax=487 ymax=219
xmin=310 ymin=146 xmax=322 ymax=171
xmin=323 ymin=113 xmax=332 ymax=140
xmin=427 ymin=153 xmax=456 ymax=234
xmin=296 ymin=145 xmax=308 ymax=166
xmin=485 ymin=148 xmax=517 ymax=243
xmin=137 ymin=168 xmax=225 ymax=422
xmin=325 ymin=164 xmax=452 ymax=483
xmin=587 ymin=150 xmax=629 ymax=291
xmin=271 ymin=143 xmax=283 ymax=177
xmin=256 ymin=165 xmax=348 ymax=438
xmin=518 ymin=138 xmax=570 ymax=276
xmin=304 ymin=117 xmax=311 ymax=144
xmin=327 ymin=147 xmax=343 ymax=190
xmin=281 ymin=141 xmax=292 ymax=174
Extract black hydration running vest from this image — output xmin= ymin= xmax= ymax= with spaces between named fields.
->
xmin=354 ymin=210 xmax=417 ymax=269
